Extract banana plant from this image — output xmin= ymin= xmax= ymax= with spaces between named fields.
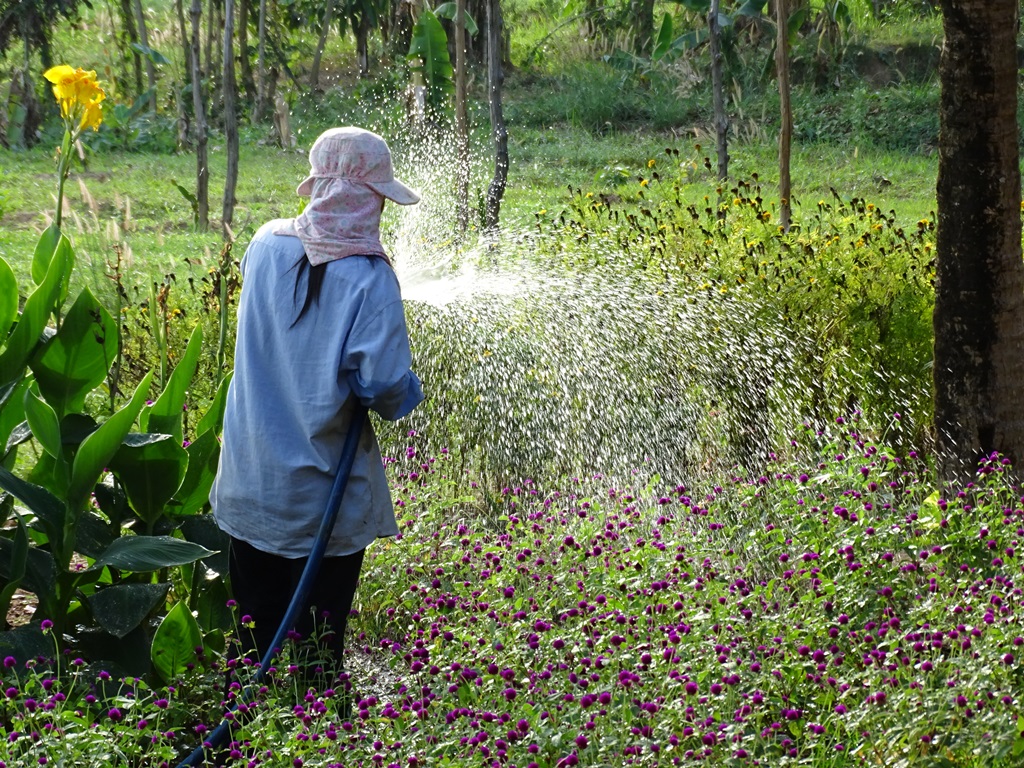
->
xmin=406 ymin=2 xmax=477 ymax=123
xmin=0 ymin=229 xmax=228 ymax=666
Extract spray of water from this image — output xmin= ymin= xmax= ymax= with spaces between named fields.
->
xmin=371 ymin=127 xmax=924 ymax=485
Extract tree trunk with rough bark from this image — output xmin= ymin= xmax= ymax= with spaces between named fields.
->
xmin=484 ymin=0 xmax=507 ymax=231
xmin=775 ymin=0 xmax=792 ymax=232
xmin=191 ymin=0 xmax=210 ymax=230
xmin=933 ymin=0 xmax=1024 ymax=481
xmin=223 ymin=0 xmax=239 ymax=236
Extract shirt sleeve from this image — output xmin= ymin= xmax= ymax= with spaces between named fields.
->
xmin=344 ymin=297 xmax=425 ymax=421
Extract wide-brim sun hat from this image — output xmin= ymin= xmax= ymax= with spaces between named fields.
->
xmin=296 ymin=127 xmax=420 ymax=205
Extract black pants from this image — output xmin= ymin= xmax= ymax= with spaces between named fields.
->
xmin=228 ymin=536 xmax=365 ymax=666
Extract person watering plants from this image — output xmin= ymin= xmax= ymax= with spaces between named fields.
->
xmin=210 ymin=127 xmax=423 ymax=671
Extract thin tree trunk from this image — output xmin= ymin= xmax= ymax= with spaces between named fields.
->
xmin=255 ymin=0 xmax=268 ymax=122
xmin=776 ymin=0 xmax=792 ymax=232
xmin=310 ymin=0 xmax=337 ymax=90
xmin=934 ymin=0 xmax=1024 ymax=480
xmin=484 ymin=0 xmax=507 ymax=231
xmin=709 ymin=0 xmax=728 ymax=185
xmin=455 ymin=0 xmax=469 ymax=235
xmin=120 ymin=0 xmax=144 ymax=96
xmin=206 ymin=0 xmax=216 ymax=89
xmin=239 ymin=0 xmax=256 ymax=103
xmin=357 ymin=15 xmax=370 ymax=78
xmin=191 ymin=0 xmax=210 ymax=230
xmin=175 ymin=0 xmax=193 ymax=147
xmin=176 ymin=0 xmax=193 ymax=92
xmin=223 ymin=0 xmax=239 ymax=236
xmin=132 ymin=0 xmax=159 ymax=112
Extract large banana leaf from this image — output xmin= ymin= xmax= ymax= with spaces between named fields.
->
xmin=407 ymin=9 xmax=454 ymax=115
xmin=30 ymin=287 xmax=117 ymax=418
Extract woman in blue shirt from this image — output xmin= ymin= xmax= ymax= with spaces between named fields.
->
xmin=211 ymin=127 xmax=424 ymax=670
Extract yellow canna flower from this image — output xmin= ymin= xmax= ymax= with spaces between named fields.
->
xmin=79 ymin=92 xmax=104 ymax=132
xmin=43 ymin=65 xmax=105 ymax=133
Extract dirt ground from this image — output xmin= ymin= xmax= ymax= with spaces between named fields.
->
xmin=5 ymin=589 xmax=36 ymax=628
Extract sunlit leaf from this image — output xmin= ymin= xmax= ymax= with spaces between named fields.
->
xmin=151 ymin=600 xmax=203 ymax=683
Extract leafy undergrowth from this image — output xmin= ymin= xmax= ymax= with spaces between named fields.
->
xmin=3 ymin=420 xmax=1024 ymax=766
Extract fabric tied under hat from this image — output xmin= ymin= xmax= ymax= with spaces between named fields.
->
xmin=275 ymin=180 xmax=392 ymax=266
xmin=274 ymin=127 xmax=420 ymax=266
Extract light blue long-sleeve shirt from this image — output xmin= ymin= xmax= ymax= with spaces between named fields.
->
xmin=210 ymin=220 xmax=423 ymax=558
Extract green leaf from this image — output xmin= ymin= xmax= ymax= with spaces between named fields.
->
xmin=129 ymin=43 xmax=171 ymax=66
xmin=0 ymin=465 xmax=66 ymax=547
xmin=0 ymin=257 xmax=17 ymax=338
xmin=23 ymin=387 xmax=62 ymax=460
xmin=141 ymin=323 xmax=202 ymax=442
xmin=736 ymin=0 xmax=768 ymax=16
xmin=68 ymin=370 xmax=153 ymax=512
xmin=407 ymin=9 xmax=454 ymax=114
xmin=0 ymin=235 xmax=73 ymax=388
xmin=652 ymin=13 xmax=674 ymax=61
xmin=0 ymin=625 xmax=50 ymax=663
xmin=91 ymin=535 xmax=215 ymax=572
xmin=434 ymin=2 xmax=479 ymax=35
xmin=30 ymin=287 xmax=117 ymax=417
xmin=30 ymin=223 xmax=62 ymax=286
xmin=0 ymin=517 xmax=29 ymax=624
xmin=0 ymin=533 xmax=56 ymax=597
xmin=151 ymin=600 xmax=203 ymax=683
xmin=196 ymin=371 xmax=232 ymax=437
xmin=676 ymin=0 xmax=710 ymax=11
xmin=1 ymin=378 xmax=29 ymax=458
xmin=787 ymin=7 xmax=807 ymax=45
xmin=74 ymin=509 xmax=119 ymax=560
xmin=172 ymin=430 xmax=220 ymax=518
xmin=109 ymin=433 xmax=189 ymax=527
xmin=89 ymin=582 xmax=170 ymax=639
xmin=179 ymin=514 xmax=229 ymax=576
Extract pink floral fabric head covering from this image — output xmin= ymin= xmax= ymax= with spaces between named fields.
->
xmin=274 ymin=127 xmax=420 ymax=266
